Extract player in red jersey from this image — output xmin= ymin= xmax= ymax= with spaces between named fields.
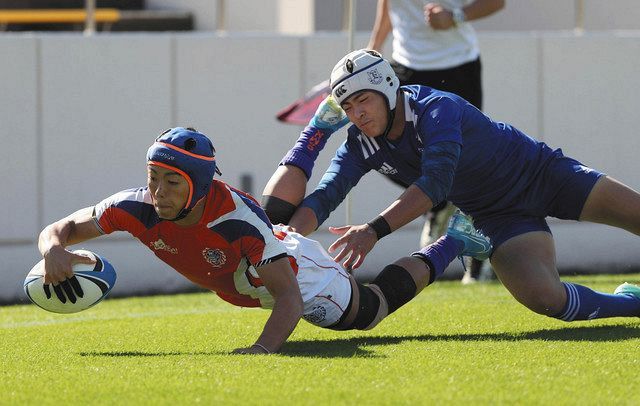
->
xmin=38 ymin=127 xmax=490 ymax=354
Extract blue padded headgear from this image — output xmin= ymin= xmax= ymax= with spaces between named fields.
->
xmin=146 ymin=127 xmax=221 ymax=220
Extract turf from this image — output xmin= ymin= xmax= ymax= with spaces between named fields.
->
xmin=1 ymin=273 xmax=639 ymax=405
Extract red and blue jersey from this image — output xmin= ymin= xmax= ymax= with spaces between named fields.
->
xmin=93 ymin=180 xmax=292 ymax=308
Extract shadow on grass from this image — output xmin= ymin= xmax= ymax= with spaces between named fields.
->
xmin=279 ymin=323 xmax=640 ymax=358
xmin=79 ymin=351 xmax=219 ymax=357
xmin=78 ymin=323 xmax=639 ymax=359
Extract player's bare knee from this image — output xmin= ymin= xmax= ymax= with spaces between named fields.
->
xmin=519 ymin=294 xmax=565 ymax=317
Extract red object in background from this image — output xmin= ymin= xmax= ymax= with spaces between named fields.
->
xmin=276 ymin=80 xmax=330 ymax=125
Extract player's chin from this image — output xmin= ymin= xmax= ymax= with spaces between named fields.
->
xmin=155 ymin=207 xmax=178 ymax=219
xmin=359 ymin=122 xmax=380 ymax=137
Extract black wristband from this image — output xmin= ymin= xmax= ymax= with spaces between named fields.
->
xmin=367 ymin=215 xmax=392 ymax=240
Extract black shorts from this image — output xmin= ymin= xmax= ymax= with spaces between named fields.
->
xmin=391 ymin=57 xmax=483 ymax=109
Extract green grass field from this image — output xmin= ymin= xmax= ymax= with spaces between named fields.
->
xmin=2 ymin=273 xmax=639 ymax=405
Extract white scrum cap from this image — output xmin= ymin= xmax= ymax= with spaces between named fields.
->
xmin=330 ymin=49 xmax=400 ymax=110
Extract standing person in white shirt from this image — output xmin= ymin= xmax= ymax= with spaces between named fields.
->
xmin=367 ymin=0 xmax=504 ymax=283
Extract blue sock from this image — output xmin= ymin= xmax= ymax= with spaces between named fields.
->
xmin=411 ymin=235 xmax=464 ymax=284
xmin=280 ymin=125 xmax=333 ymax=179
xmin=553 ymin=282 xmax=640 ymax=321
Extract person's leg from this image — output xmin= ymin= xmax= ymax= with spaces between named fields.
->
xmin=262 ymin=165 xmax=308 ymax=224
xmin=341 ymin=255 xmax=437 ymax=331
xmin=334 ymin=217 xmax=493 ymax=330
xmin=449 ymin=57 xmax=483 ymax=110
xmin=262 ymin=96 xmax=349 ymax=224
xmin=491 ymin=231 xmax=640 ymax=320
xmin=579 ymin=175 xmax=640 ymax=235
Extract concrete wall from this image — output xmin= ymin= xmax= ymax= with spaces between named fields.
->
xmin=1 ymin=31 xmax=640 ymax=303
xmin=145 ymin=0 xmax=640 ymax=32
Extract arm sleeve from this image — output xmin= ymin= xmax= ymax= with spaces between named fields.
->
xmin=299 ymin=141 xmax=370 ymax=227
xmin=412 ymin=141 xmax=461 ymax=207
xmin=419 ymin=96 xmax=464 ymax=145
xmin=92 ymin=188 xmax=151 ymax=237
xmin=243 ymin=225 xmax=288 ymax=269
xmin=412 ymin=97 xmax=464 ymax=206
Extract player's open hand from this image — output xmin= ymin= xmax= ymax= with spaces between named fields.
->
xmin=328 ymin=224 xmax=378 ymax=271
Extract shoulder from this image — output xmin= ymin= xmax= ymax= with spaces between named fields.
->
xmin=95 ymin=187 xmax=153 ymax=215
xmin=402 ymin=87 xmax=464 ymax=125
xmin=94 ymin=187 xmax=160 ymax=232
xmin=403 ymin=85 xmax=462 ymax=110
xmin=206 ymin=180 xmax=274 ymax=242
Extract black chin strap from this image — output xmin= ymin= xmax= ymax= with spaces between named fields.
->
xmin=378 ymin=108 xmax=396 ymax=139
xmin=169 ymin=208 xmax=191 ymax=221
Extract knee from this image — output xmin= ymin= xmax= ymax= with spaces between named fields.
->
xmin=517 ymin=290 xmax=566 ymax=317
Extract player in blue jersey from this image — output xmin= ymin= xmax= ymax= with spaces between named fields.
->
xmin=262 ymin=49 xmax=640 ymax=323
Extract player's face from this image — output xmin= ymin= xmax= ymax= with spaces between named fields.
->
xmin=147 ymin=165 xmax=190 ymax=219
xmin=341 ymin=91 xmax=388 ymax=137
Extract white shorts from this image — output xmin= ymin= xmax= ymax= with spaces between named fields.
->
xmin=301 ymin=268 xmax=352 ymax=328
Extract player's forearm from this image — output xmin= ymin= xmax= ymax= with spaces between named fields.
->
xmin=378 ymin=185 xmax=433 ymax=233
xmin=368 ymin=0 xmax=392 ymax=51
xmin=254 ymin=292 xmax=303 ymax=353
xmin=463 ymin=0 xmax=504 ymax=21
xmin=38 ymin=219 xmax=73 ymax=256
xmin=39 ymin=207 xmax=100 ymax=256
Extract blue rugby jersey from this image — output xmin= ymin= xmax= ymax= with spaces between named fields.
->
xmin=301 ymin=85 xmax=559 ymax=225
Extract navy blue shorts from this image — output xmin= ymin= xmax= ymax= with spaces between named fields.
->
xmin=472 ymin=154 xmax=604 ymax=252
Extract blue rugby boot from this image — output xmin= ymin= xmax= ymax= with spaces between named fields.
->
xmin=446 ymin=211 xmax=492 ymax=261
xmin=614 ymin=282 xmax=640 ymax=302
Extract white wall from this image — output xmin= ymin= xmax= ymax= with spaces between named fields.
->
xmin=1 ymin=31 xmax=640 ymax=303
xmin=144 ymin=0 xmax=640 ymax=32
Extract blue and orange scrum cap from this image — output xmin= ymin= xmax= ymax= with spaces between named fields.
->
xmin=146 ymin=127 xmax=222 ymax=216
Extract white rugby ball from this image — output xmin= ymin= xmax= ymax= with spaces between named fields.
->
xmin=24 ymin=249 xmax=117 ymax=314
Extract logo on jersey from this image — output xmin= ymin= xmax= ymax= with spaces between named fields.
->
xmin=150 ymin=238 xmax=178 ymax=254
xmin=367 ymin=68 xmax=383 ymax=85
xmin=302 ymin=305 xmax=327 ymax=324
xmin=202 ymin=248 xmax=227 ymax=267
xmin=377 ymin=162 xmax=398 ymax=175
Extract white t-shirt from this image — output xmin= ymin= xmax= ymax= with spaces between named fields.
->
xmin=390 ymin=0 xmax=479 ymax=70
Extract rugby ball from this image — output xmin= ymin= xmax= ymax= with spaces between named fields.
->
xmin=24 ymin=249 xmax=117 ymax=314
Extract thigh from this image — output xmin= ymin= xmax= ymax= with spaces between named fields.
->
xmin=301 ymin=269 xmax=352 ymax=328
xmin=491 ymin=231 xmax=566 ymax=315
xmin=451 ymin=58 xmax=482 ymax=109
xmin=580 ymin=175 xmax=640 ymax=235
